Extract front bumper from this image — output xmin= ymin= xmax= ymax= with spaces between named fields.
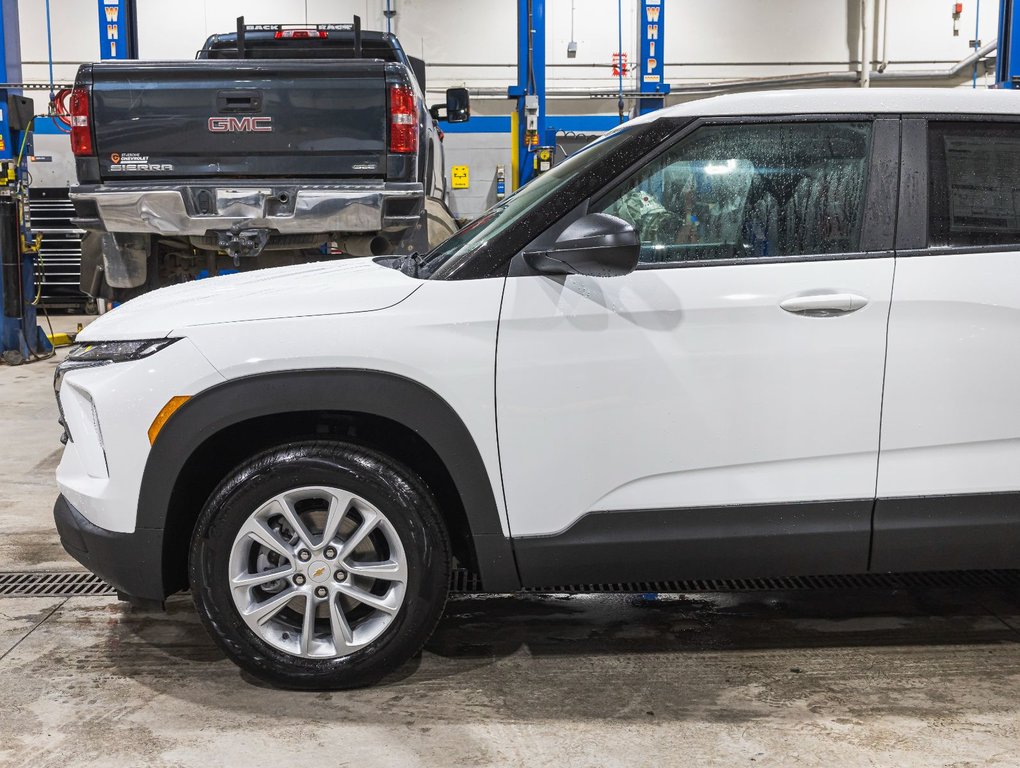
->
xmin=55 ymin=336 xmax=224 ymax=543
xmin=54 ymin=494 xmax=166 ymax=602
xmin=71 ymin=180 xmax=424 ymax=236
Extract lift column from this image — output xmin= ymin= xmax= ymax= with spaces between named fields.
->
xmin=509 ymin=0 xmax=547 ymax=188
xmin=0 ymin=0 xmax=48 ymax=364
xmin=637 ymin=0 xmax=670 ymax=114
xmin=997 ymin=0 xmax=1020 ymax=86
xmin=96 ymin=0 xmax=138 ymax=60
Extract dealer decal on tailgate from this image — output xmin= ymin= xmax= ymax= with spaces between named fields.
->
xmin=109 ymin=153 xmax=174 ymax=172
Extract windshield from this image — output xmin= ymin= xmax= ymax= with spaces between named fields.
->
xmin=418 ymin=125 xmax=637 ymax=279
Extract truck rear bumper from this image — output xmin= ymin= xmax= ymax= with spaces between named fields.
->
xmin=71 ymin=181 xmax=424 ymax=237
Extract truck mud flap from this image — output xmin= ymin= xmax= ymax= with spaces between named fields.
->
xmin=82 ymin=231 xmax=149 ymax=290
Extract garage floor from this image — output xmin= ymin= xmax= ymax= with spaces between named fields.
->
xmin=2 ymin=318 xmax=1020 ymax=767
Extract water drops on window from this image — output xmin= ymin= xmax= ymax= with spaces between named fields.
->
xmin=595 ymin=122 xmax=872 ymax=264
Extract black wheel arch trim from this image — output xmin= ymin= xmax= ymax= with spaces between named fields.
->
xmin=137 ymin=368 xmax=521 ymax=594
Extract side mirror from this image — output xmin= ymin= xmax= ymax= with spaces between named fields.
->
xmin=445 ymin=87 xmax=470 ymax=122
xmin=429 ymin=87 xmax=471 ymax=123
xmin=523 ymin=213 xmax=639 ymax=277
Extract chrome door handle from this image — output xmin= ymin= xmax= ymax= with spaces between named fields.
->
xmin=779 ymin=293 xmax=869 ymax=317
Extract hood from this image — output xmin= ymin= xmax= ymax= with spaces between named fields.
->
xmin=77 ymin=257 xmax=421 ymax=341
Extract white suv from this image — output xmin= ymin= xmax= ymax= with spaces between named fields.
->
xmin=54 ymin=89 xmax=1020 ymax=688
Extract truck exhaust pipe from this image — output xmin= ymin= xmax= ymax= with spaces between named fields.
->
xmin=337 ymin=235 xmax=390 ymax=257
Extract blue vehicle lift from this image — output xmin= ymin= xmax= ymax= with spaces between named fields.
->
xmin=509 ymin=0 xmax=548 ymax=187
xmin=509 ymin=0 xmax=669 ymax=187
xmin=998 ymin=0 xmax=1020 ymax=86
xmin=637 ymin=0 xmax=669 ymax=114
xmin=0 ymin=0 xmax=49 ymax=365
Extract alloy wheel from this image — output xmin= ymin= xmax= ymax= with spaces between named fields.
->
xmin=228 ymin=486 xmax=408 ymax=659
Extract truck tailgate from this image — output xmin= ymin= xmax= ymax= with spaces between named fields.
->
xmin=90 ymin=60 xmax=389 ymax=179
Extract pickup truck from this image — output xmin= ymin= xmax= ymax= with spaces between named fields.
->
xmin=69 ymin=21 xmax=469 ymax=303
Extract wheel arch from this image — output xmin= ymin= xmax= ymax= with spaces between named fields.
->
xmin=139 ymin=369 xmax=520 ymax=597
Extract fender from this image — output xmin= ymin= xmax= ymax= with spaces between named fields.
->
xmin=137 ymin=369 xmax=521 ymax=592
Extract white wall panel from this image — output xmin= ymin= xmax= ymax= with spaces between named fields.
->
xmin=386 ymin=0 xmax=516 ymax=97
xmin=305 ymin=0 xmax=381 ymax=28
xmin=16 ymin=0 xmax=1005 ymax=90
xmin=18 ymin=0 xmax=99 ymax=85
xmin=442 ymin=133 xmax=511 ymax=218
xmin=135 ymin=0 xmax=207 ymax=60
xmin=11 ymin=0 xmax=1008 ymax=206
xmin=544 ymin=0 xmax=638 ymax=91
xmin=18 ymin=0 xmax=99 ymax=63
xmin=883 ymin=0 xmax=999 ymax=64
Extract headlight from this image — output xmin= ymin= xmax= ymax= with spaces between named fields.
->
xmin=66 ymin=338 xmax=179 ymax=363
xmin=55 ymin=338 xmax=179 ymax=444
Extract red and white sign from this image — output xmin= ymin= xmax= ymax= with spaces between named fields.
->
xmin=612 ymin=52 xmax=629 ymax=76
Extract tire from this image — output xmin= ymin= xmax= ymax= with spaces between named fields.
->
xmin=189 ymin=440 xmax=450 ymax=689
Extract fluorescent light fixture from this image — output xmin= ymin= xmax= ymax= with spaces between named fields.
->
xmin=704 ymin=159 xmax=738 ymax=175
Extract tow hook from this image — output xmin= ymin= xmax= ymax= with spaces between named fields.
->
xmin=216 ymin=225 xmax=270 ymax=266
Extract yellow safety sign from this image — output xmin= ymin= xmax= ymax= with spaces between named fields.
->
xmin=451 ymin=165 xmax=469 ymax=189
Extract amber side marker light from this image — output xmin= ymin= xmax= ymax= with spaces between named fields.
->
xmin=148 ymin=396 xmax=191 ymax=445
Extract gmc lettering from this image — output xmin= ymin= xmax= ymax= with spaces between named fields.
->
xmin=208 ymin=116 xmax=273 ymax=133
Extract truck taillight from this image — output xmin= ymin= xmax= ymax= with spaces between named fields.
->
xmin=70 ymin=87 xmax=93 ymax=156
xmin=389 ymin=85 xmax=417 ymax=154
xmin=274 ymin=29 xmax=327 ymax=39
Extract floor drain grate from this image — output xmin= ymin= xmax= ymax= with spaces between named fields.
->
xmin=0 ymin=571 xmax=117 ymax=598
xmin=0 ymin=569 xmax=483 ymax=598
xmin=3 ymin=568 xmax=1018 ymax=599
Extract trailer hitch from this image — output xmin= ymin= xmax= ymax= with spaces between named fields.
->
xmin=216 ymin=225 xmax=270 ymax=266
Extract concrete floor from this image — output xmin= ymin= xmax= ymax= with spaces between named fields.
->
xmin=0 ymin=313 xmax=88 ymax=573
xmin=3 ymin=314 xmax=1020 ymax=767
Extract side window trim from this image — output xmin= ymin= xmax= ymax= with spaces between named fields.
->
xmin=895 ymin=117 xmax=927 ymax=252
xmin=860 ymin=117 xmax=901 ymax=252
xmin=587 ymin=114 xmax=897 ymax=270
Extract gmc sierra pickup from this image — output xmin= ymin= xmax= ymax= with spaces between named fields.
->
xmin=69 ymin=20 xmax=469 ymax=302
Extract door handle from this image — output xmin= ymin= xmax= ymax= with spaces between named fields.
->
xmin=216 ymin=90 xmax=263 ymax=112
xmin=779 ymin=293 xmax=869 ymax=317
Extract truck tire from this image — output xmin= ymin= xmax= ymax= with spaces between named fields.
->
xmin=189 ymin=441 xmax=451 ymax=689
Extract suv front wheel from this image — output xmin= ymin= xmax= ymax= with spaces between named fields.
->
xmin=189 ymin=441 xmax=450 ymax=689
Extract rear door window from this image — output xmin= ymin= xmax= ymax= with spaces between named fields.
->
xmin=928 ymin=121 xmax=1020 ymax=248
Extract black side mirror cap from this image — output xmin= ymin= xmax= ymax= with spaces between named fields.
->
xmin=430 ymin=87 xmax=470 ymax=123
xmin=523 ymin=213 xmax=640 ymax=277
xmin=445 ymin=87 xmax=470 ymax=122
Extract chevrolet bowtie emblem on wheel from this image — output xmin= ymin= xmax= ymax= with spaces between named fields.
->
xmin=207 ymin=116 xmax=273 ymax=133
xmin=312 ymin=566 xmax=327 ymax=579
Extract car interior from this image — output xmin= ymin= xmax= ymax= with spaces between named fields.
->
xmin=600 ymin=122 xmax=872 ymax=264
